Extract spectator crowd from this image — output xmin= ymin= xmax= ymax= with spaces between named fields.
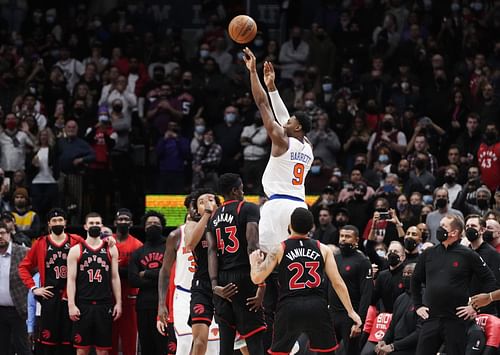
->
xmin=0 ymin=0 xmax=500 ymax=354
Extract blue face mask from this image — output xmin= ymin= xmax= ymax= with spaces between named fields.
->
xmin=254 ymin=38 xmax=264 ymax=47
xmin=322 ymin=83 xmax=333 ymax=92
xmin=378 ymin=154 xmax=390 ymax=163
xmin=195 ymin=125 xmax=205 ymax=134
xmin=200 ymin=49 xmax=209 ymax=58
xmin=224 ymin=113 xmax=237 ymax=123
xmin=310 ymin=166 xmax=321 ymax=175
xmin=423 ymin=195 xmax=433 ymax=205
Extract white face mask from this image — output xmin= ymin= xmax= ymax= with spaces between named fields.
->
xmin=304 ymin=100 xmax=314 ymax=108
xmin=376 ymin=249 xmax=386 ymax=258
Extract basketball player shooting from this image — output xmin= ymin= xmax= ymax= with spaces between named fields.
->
xmin=242 ymin=47 xmax=314 ymax=253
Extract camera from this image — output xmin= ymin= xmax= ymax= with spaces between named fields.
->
xmin=379 ymin=211 xmax=390 ymax=220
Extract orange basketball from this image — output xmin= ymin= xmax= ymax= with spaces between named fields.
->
xmin=228 ymin=15 xmax=257 ymax=44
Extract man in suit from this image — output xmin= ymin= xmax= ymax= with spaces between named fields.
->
xmin=0 ymin=221 xmax=31 ymax=355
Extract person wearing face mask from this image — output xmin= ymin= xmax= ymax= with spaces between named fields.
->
xmin=365 ymin=198 xmax=405 ymax=252
xmin=408 ymin=152 xmax=436 ymax=192
xmin=370 ymin=241 xmax=407 ymax=315
xmin=411 ymin=215 xmax=497 ymax=355
xmin=395 ymin=194 xmax=419 ymax=231
xmin=214 ymin=106 xmax=243 ymax=174
xmin=307 ymin=112 xmax=341 ymax=168
xmin=346 ymin=183 xmax=372 ymax=236
xmin=304 ymin=158 xmax=332 ymax=194
xmin=11 ymin=188 xmax=40 ymax=242
xmin=67 ymin=212 xmax=122 ymax=355
xmin=312 ymin=207 xmax=338 ymax=246
xmin=111 ymin=209 xmax=143 ymax=355
xmin=18 ymin=208 xmax=86 ymax=354
xmin=367 ymin=114 xmax=407 ymax=167
xmin=240 ymin=111 xmax=270 ymax=194
xmin=0 ymin=113 xmax=35 ymax=178
xmin=478 ymin=122 xmax=500 ymax=192
xmin=453 ymin=179 xmax=493 ymax=217
xmin=485 ymin=218 xmax=500 ymax=253
xmin=465 ymin=215 xmax=500 ymax=316
xmin=129 ymin=211 xmax=168 ymax=355
xmin=278 ymin=26 xmax=310 ymax=80
xmin=192 ymin=129 xmax=222 ymax=191
xmin=425 ymin=188 xmax=463 ymax=244
xmin=329 ymin=225 xmax=373 ymax=355
xmin=374 ymin=263 xmax=420 ymax=355
xmin=442 ymin=166 xmax=462 ymax=206
xmin=403 ymin=226 xmax=423 ymax=263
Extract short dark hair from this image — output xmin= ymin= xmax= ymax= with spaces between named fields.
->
xmin=293 ymin=111 xmax=312 ymax=133
xmin=142 ymin=210 xmax=166 ymax=227
xmin=84 ymin=212 xmax=101 ymax=223
xmin=191 ymin=189 xmax=221 ymax=208
xmin=340 ymin=224 xmax=359 ymax=237
xmin=290 ymin=207 xmax=314 ymax=235
xmin=465 ymin=214 xmax=486 ymax=228
xmin=184 ymin=193 xmax=194 ymax=209
xmin=218 ymin=173 xmax=242 ymax=196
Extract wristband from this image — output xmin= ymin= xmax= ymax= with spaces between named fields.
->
xmin=258 ymin=283 xmax=266 ymax=288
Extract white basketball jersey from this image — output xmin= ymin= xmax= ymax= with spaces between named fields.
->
xmin=262 ymin=137 xmax=313 ymax=199
xmin=174 ymin=224 xmax=196 ymax=290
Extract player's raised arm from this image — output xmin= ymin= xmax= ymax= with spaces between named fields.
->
xmin=249 ymin=247 xmax=282 ymax=284
xmin=243 ymin=47 xmax=288 ymax=151
xmin=263 ymin=61 xmax=289 ymax=126
xmin=184 ymin=196 xmax=215 ymax=251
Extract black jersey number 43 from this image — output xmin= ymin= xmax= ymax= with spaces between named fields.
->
xmin=216 ymin=226 xmax=240 ymax=254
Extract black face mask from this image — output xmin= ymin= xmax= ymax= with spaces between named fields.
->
xmin=404 ymin=238 xmax=418 ymax=252
xmin=485 ymin=131 xmax=497 ymax=144
xmin=402 ymin=276 xmax=412 ymax=291
xmin=477 ymin=199 xmax=489 ymax=210
xmin=183 ymin=79 xmax=192 ymax=87
xmin=435 ymin=198 xmax=448 ymax=209
xmin=398 ymin=171 xmax=409 ymax=180
xmin=116 ymin=223 xmax=129 ymax=235
xmin=409 ymin=205 xmax=421 ymax=215
xmin=339 ymin=243 xmax=356 ymax=255
xmin=153 ymin=74 xmax=164 ymax=82
xmin=88 ymin=226 xmax=101 ymax=238
xmin=354 ymin=194 xmax=364 ymax=201
xmin=354 ymin=163 xmax=366 ymax=173
xmin=387 ymin=252 xmax=401 ymax=267
xmin=113 ymin=105 xmax=123 ymax=113
xmin=51 ymin=225 xmax=64 ymax=236
xmin=74 ymin=107 xmax=85 ymax=116
xmin=444 ymin=175 xmax=456 ymax=185
xmin=382 ymin=121 xmax=393 ymax=131
xmin=414 ymin=159 xmax=426 ymax=170
xmin=420 ymin=214 xmax=428 ymax=223
xmin=436 ymin=226 xmax=449 ymax=242
xmin=465 ymin=227 xmax=479 ymax=242
xmin=336 ymin=220 xmax=347 ymax=228
xmin=483 ymin=230 xmax=494 ymax=243
xmin=145 ymin=225 xmax=162 ymax=241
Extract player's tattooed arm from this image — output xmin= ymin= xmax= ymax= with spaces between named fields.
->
xmin=250 ymin=246 xmax=282 ymax=284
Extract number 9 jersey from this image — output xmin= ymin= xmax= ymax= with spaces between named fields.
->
xmin=261 ymin=137 xmax=313 ymax=200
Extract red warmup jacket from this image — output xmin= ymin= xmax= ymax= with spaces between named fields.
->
xmin=18 ymin=233 xmax=84 ymax=289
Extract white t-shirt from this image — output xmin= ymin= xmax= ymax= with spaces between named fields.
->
xmin=32 ymin=147 xmax=56 ymax=184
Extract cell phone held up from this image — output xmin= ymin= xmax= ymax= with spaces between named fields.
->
xmin=378 ymin=211 xmax=390 ymax=220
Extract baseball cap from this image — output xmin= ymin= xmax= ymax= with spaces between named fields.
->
xmin=47 ymin=208 xmax=67 ymax=221
xmin=115 ymin=208 xmax=133 ymax=219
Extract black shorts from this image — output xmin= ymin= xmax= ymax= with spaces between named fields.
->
xmin=214 ymin=269 xmax=266 ymax=338
xmin=72 ymin=302 xmax=113 ymax=350
xmin=269 ymin=296 xmax=338 ymax=354
xmin=188 ymin=278 xmax=214 ymax=326
xmin=38 ymin=293 xmax=72 ymax=346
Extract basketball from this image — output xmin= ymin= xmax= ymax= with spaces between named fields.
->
xmin=228 ymin=15 xmax=257 ymax=44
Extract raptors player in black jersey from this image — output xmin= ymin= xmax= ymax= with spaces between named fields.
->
xmin=67 ymin=212 xmax=122 ymax=355
xmin=184 ymin=189 xmax=227 ymax=355
xmin=249 ymin=207 xmax=362 ymax=354
xmin=207 ymin=173 xmax=265 ymax=355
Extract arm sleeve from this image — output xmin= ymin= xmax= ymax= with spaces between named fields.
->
xmin=268 ymin=90 xmax=289 ymax=126
xmin=393 ymin=318 xmax=422 ymax=351
xmin=411 ymin=251 xmax=426 ymax=308
xmin=358 ymin=258 xmax=374 ymax=322
xmin=128 ymin=250 xmax=151 ymax=288
xmin=471 ymin=251 xmax=497 ymax=292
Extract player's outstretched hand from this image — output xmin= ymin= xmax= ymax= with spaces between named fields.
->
xmin=242 ymin=47 xmax=256 ymax=73
xmin=112 ymin=303 xmax=122 ymax=321
xmin=33 ymin=286 xmax=54 ymax=299
xmin=470 ymin=293 xmax=493 ymax=309
xmin=249 ymin=249 xmax=265 ymax=266
xmin=247 ymin=284 xmax=265 ymax=311
xmin=456 ymin=305 xmax=477 ymax=320
xmin=263 ymin=61 xmax=275 ymax=88
xmin=348 ymin=310 xmax=362 ymax=338
xmin=213 ymin=283 xmax=238 ymax=302
xmin=69 ymin=304 xmax=80 ymax=321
